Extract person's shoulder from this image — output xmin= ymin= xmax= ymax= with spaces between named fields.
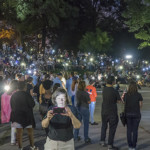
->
xmin=137 ymin=92 xmax=142 ymax=97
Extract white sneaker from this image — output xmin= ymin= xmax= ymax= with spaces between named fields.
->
xmin=30 ymin=146 xmax=39 ymax=150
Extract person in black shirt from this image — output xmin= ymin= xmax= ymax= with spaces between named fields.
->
xmin=123 ymin=81 xmax=143 ymax=150
xmin=100 ymin=76 xmax=121 ymax=150
xmin=10 ymin=81 xmax=38 ymax=150
xmin=42 ymin=88 xmax=81 ymax=150
xmin=74 ymin=80 xmax=91 ymax=143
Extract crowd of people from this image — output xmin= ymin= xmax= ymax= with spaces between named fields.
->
xmin=0 ymin=68 xmax=143 ymax=150
xmin=0 ymin=44 xmax=146 ymax=150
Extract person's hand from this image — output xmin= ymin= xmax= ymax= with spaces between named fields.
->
xmin=61 ymin=107 xmax=73 ymax=118
xmin=47 ymin=110 xmax=54 ymax=121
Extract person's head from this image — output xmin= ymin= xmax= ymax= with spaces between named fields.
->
xmin=43 ymin=80 xmax=53 ymax=90
xmin=57 ymin=73 xmax=63 ymax=80
xmin=44 ymin=74 xmax=50 ymax=80
xmin=106 ymin=76 xmax=115 ymax=85
xmin=53 ymin=83 xmax=61 ymax=93
xmin=43 ymin=80 xmax=53 ymax=95
xmin=52 ymin=87 xmax=70 ymax=107
xmin=78 ymin=80 xmax=86 ymax=91
xmin=127 ymin=81 xmax=138 ymax=95
xmin=70 ymin=71 xmax=74 ymax=77
xmin=7 ymin=80 xmax=18 ymax=95
xmin=18 ymin=81 xmax=27 ymax=91
xmin=27 ymin=76 xmax=33 ymax=83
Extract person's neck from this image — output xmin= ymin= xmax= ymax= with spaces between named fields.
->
xmin=106 ymin=84 xmax=113 ymax=87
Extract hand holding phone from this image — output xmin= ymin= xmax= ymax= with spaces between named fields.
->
xmin=47 ymin=110 xmax=53 ymax=120
xmin=53 ymin=107 xmax=66 ymax=114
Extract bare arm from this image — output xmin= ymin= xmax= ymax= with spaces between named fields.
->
xmin=63 ymin=107 xmax=81 ymax=129
xmin=41 ymin=110 xmax=54 ymax=128
xmin=139 ymin=101 xmax=143 ymax=109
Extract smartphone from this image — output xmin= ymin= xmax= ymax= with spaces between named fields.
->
xmin=53 ymin=107 xmax=66 ymax=114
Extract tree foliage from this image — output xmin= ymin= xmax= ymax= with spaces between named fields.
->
xmin=79 ymin=28 xmax=113 ymax=53
xmin=123 ymin=0 xmax=150 ymax=49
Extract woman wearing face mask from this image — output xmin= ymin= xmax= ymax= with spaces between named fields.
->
xmin=42 ymin=87 xmax=81 ymax=150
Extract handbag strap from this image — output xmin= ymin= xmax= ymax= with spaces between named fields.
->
xmin=123 ymin=93 xmax=127 ymax=113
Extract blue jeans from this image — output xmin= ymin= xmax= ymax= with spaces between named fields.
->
xmin=126 ymin=114 xmax=141 ymax=148
xmin=71 ymin=95 xmax=75 ymax=106
xmin=74 ymin=107 xmax=89 ymax=140
xmin=89 ymin=102 xmax=96 ymax=123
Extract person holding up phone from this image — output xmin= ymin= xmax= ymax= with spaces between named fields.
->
xmin=42 ymin=87 xmax=81 ymax=150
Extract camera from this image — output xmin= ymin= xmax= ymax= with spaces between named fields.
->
xmin=53 ymin=107 xmax=66 ymax=114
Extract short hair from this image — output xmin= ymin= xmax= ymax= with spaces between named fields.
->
xmin=18 ymin=81 xmax=27 ymax=91
xmin=78 ymin=81 xmax=86 ymax=91
xmin=43 ymin=80 xmax=53 ymax=90
xmin=52 ymin=87 xmax=70 ymax=105
xmin=27 ymin=77 xmax=33 ymax=83
xmin=106 ymin=76 xmax=115 ymax=85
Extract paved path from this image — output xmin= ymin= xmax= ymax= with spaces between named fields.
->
xmin=0 ymin=87 xmax=150 ymax=150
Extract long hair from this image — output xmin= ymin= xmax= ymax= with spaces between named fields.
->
xmin=127 ymin=81 xmax=138 ymax=95
xmin=78 ymin=80 xmax=86 ymax=91
xmin=71 ymin=79 xmax=78 ymax=91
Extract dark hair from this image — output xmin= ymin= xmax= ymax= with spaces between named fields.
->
xmin=53 ymin=83 xmax=61 ymax=93
xmin=52 ymin=87 xmax=70 ymax=105
xmin=71 ymin=71 xmax=74 ymax=77
xmin=18 ymin=81 xmax=27 ymax=90
xmin=78 ymin=81 xmax=86 ymax=91
xmin=7 ymin=80 xmax=18 ymax=95
xmin=43 ymin=80 xmax=53 ymax=90
xmin=127 ymin=81 xmax=138 ymax=95
xmin=106 ymin=76 xmax=115 ymax=85
xmin=27 ymin=77 xmax=33 ymax=83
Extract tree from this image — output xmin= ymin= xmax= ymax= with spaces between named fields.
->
xmin=79 ymin=28 xmax=113 ymax=54
xmin=123 ymin=0 xmax=150 ymax=49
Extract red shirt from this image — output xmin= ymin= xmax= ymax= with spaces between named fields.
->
xmin=86 ymin=85 xmax=97 ymax=102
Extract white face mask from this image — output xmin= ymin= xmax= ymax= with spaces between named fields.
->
xmin=55 ymin=94 xmax=66 ymax=107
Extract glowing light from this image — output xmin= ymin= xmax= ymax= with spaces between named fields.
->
xmin=115 ymin=59 xmax=119 ymax=63
xmin=92 ymin=76 xmax=95 ymax=80
xmin=136 ymin=75 xmax=140 ymax=79
xmin=28 ymin=70 xmax=32 ymax=74
xmin=101 ymin=62 xmax=104 ymax=66
xmin=125 ymin=55 xmax=132 ymax=59
xmin=21 ymin=62 xmax=26 ymax=66
xmin=119 ymin=66 xmax=123 ymax=70
xmin=90 ymin=58 xmax=93 ymax=62
xmin=4 ymin=85 xmax=10 ymax=91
